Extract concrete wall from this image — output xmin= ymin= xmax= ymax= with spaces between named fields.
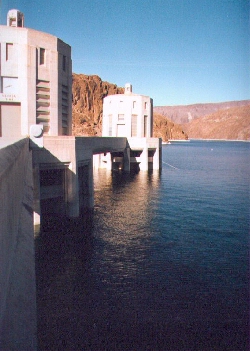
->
xmin=0 ymin=138 xmax=37 ymax=351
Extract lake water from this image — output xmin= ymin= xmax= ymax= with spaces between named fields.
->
xmin=36 ymin=140 xmax=250 ymax=351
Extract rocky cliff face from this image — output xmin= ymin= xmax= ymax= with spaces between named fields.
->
xmin=181 ymin=105 xmax=250 ymax=140
xmin=72 ymin=73 xmax=187 ymax=141
xmin=153 ymin=113 xmax=188 ymax=141
xmin=72 ymin=74 xmax=124 ymax=136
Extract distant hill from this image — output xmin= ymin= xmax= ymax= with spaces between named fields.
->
xmin=154 ymin=100 xmax=250 ymax=125
xmin=153 ymin=113 xmax=188 ymax=141
xmin=181 ymin=105 xmax=250 ymax=140
xmin=72 ymin=73 xmax=187 ymax=141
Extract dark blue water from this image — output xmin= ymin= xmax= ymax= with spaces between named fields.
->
xmin=36 ymin=141 xmax=249 ymax=351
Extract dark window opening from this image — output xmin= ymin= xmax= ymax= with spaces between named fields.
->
xmin=63 ymin=55 xmax=66 ymax=71
xmin=40 ymin=169 xmax=64 ymax=186
xmin=40 ymin=48 xmax=45 ymax=65
xmin=130 ymin=150 xmax=142 ymax=157
xmin=6 ymin=43 xmax=13 ymax=61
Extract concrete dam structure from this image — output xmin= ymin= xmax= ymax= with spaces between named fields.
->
xmin=0 ymin=9 xmax=162 ymax=350
xmin=0 ymin=135 xmax=161 ymax=350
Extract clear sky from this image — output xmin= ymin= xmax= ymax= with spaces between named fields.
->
xmin=1 ymin=0 xmax=249 ymax=106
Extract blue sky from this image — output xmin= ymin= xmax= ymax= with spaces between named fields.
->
xmin=1 ymin=0 xmax=249 ymax=106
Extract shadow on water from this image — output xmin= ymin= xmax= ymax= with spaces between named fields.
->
xmin=35 ymin=211 xmax=94 ymax=350
xmin=35 ymin=164 xmax=249 ymax=351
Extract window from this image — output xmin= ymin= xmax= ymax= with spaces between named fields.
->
xmin=133 ymin=101 xmax=136 ymax=109
xmin=9 ymin=18 xmax=16 ymax=27
xmin=144 ymin=115 xmax=148 ymax=137
xmin=40 ymin=48 xmax=45 ymax=65
xmin=6 ymin=43 xmax=13 ymax=61
xmin=108 ymin=114 xmax=112 ymax=136
xmin=63 ymin=55 xmax=66 ymax=71
xmin=144 ymin=102 xmax=148 ymax=109
xmin=118 ymin=114 xmax=124 ymax=121
xmin=131 ymin=114 xmax=137 ymax=137
xmin=40 ymin=169 xmax=64 ymax=186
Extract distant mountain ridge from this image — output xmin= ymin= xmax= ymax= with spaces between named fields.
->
xmin=154 ymin=100 xmax=250 ymax=125
xmin=182 ymin=105 xmax=250 ymax=140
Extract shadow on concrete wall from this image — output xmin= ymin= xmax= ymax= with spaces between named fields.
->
xmin=32 ymin=143 xmax=93 ymax=233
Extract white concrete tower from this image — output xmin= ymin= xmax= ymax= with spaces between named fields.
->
xmin=7 ymin=9 xmax=24 ymax=27
xmin=0 ymin=9 xmax=72 ymax=139
xmin=125 ymin=83 xmax=132 ymax=94
xmin=102 ymin=83 xmax=153 ymax=138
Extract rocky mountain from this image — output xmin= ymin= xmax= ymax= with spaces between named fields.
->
xmin=154 ymin=100 xmax=250 ymax=125
xmin=182 ymin=105 xmax=250 ymax=140
xmin=72 ymin=74 xmax=124 ymax=136
xmin=72 ymin=73 xmax=187 ymax=141
xmin=153 ymin=113 xmax=188 ymax=141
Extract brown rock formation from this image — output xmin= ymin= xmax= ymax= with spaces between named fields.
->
xmin=72 ymin=73 xmax=124 ymax=136
xmin=153 ymin=113 xmax=188 ymax=141
xmin=181 ymin=105 xmax=250 ymax=140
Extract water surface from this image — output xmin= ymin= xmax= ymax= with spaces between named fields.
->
xmin=36 ymin=140 xmax=249 ymax=350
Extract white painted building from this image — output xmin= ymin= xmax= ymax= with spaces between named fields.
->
xmin=102 ymin=83 xmax=153 ymax=138
xmin=0 ymin=9 xmax=72 ymax=138
xmin=101 ymin=83 xmax=161 ymax=171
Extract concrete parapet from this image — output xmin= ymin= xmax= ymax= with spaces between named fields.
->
xmin=0 ymin=139 xmax=37 ymax=350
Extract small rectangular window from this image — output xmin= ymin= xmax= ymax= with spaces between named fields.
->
xmin=118 ymin=114 xmax=124 ymax=121
xmin=131 ymin=114 xmax=137 ymax=137
xmin=63 ymin=55 xmax=66 ymax=71
xmin=133 ymin=101 xmax=136 ymax=109
xmin=144 ymin=115 xmax=148 ymax=137
xmin=144 ymin=102 xmax=148 ymax=109
xmin=6 ymin=43 xmax=13 ymax=60
xmin=40 ymin=169 xmax=64 ymax=186
xmin=40 ymin=48 xmax=45 ymax=65
xmin=108 ymin=114 xmax=112 ymax=136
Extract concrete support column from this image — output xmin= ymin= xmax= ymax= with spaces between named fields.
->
xmin=67 ymin=161 xmax=79 ymax=217
xmin=140 ymin=146 xmax=148 ymax=171
xmin=153 ymin=146 xmax=160 ymax=170
xmin=123 ymin=147 xmax=130 ymax=172
xmin=106 ymin=152 xmax=113 ymax=170
xmin=159 ymin=146 xmax=162 ymax=170
xmin=93 ymin=154 xmax=100 ymax=169
xmin=33 ymin=164 xmax=41 ymax=235
xmin=88 ymin=157 xmax=94 ymax=208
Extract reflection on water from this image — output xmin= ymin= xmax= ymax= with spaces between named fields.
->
xmin=36 ymin=142 xmax=249 ymax=351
